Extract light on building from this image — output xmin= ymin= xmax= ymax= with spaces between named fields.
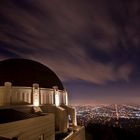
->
xmin=34 ymin=99 xmax=39 ymax=106
xmin=33 ymin=83 xmax=39 ymax=107
xmin=55 ymin=92 xmax=60 ymax=106
xmin=33 ymin=93 xmax=39 ymax=106
xmin=65 ymin=92 xmax=68 ymax=106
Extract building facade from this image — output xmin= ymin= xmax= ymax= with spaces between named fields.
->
xmin=0 ymin=59 xmax=85 ymax=140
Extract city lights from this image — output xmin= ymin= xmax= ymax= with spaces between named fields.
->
xmin=74 ymin=104 xmax=140 ymax=128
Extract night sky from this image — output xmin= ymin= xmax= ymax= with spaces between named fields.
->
xmin=0 ymin=0 xmax=140 ymax=105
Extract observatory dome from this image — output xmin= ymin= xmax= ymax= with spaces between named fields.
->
xmin=0 ymin=59 xmax=63 ymax=89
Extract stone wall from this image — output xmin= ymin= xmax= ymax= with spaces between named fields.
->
xmin=63 ymin=126 xmax=85 ymax=140
xmin=0 ymin=114 xmax=55 ymax=140
xmin=0 ymin=82 xmax=67 ymax=106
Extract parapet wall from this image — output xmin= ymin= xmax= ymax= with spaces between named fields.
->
xmin=0 ymin=114 xmax=55 ymax=140
xmin=63 ymin=126 xmax=85 ymax=140
xmin=0 ymin=82 xmax=68 ymax=106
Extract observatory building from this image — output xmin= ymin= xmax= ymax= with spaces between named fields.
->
xmin=0 ymin=59 xmax=85 ymax=140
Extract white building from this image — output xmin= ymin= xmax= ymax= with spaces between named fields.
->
xmin=0 ymin=59 xmax=85 ymax=140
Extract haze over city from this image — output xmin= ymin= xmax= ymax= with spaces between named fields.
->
xmin=0 ymin=0 xmax=140 ymax=104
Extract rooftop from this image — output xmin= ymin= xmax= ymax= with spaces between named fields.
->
xmin=0 ymin=109 xmax=39 ymax=124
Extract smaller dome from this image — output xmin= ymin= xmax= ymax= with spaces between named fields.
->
xmin=0 ymin=59 xmax=64 ymax=89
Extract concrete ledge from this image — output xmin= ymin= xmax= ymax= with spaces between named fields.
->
xmin=62 ymin=126 xmax=85 ymax=140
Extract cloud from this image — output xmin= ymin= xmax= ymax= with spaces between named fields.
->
xmin=0 ymin=0 xmax=137 ymax=85
xmin=117 ymin=64 xmax=133 ymax=82
xmin=25 ymin=46 xmax=133 ymax=85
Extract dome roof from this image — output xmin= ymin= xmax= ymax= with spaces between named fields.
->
xmin=0 ymin=59 xmax=63 ymax=90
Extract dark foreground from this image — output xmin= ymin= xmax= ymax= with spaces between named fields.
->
xmin=85 ymin=123 xmax=140 ymax=140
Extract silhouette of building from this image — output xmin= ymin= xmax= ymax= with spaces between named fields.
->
xmin=0 ymin=59 xmax=85 ymax=140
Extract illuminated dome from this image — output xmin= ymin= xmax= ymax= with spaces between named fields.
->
xmin=0 ymin=58 xmax=63 ymax=89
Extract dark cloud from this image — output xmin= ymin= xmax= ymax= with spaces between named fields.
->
xmin=0 ymin=0 xmax=140 ymax=103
